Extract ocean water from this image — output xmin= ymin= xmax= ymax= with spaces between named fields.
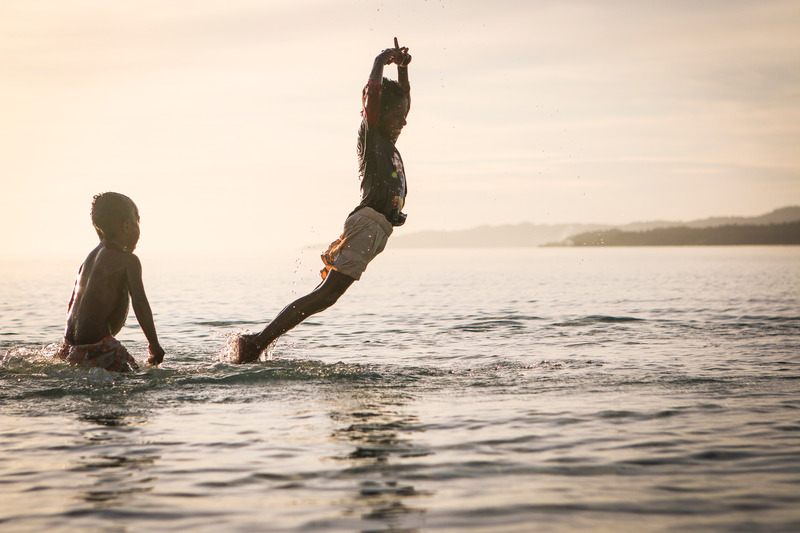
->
xmin=1 ymin=246 xmax=799 ymax=532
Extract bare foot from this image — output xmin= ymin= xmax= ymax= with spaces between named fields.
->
xmin=234 ymin=334 xmax=262 ymax=364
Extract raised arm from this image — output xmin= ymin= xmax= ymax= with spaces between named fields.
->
xmin=364 ymin=39 xmax=412 ymax=125
xmin=395 ymin=37 xmax=411 ymax=113
xmin=126 ymin=255 xmax=165 ymax=365
xmin=394 ymin=37 xmax=411 ymax=81
xmin=364 ymin=48 xmax=397 ymax=127
xmin=368 ymin=48 xmax=398 ymax=83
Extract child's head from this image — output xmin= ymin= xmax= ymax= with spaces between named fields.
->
xmin=91 ymin=192 xmax=140 ymax=248
xmin=379 ymin=78 xmax=409 ymax=141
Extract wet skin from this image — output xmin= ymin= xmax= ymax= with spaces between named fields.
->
xmin=64 ymin=212 xmax=164 ymax=364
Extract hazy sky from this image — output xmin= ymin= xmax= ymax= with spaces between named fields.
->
xmin=2 ymin=0 xmax=799 ymax=255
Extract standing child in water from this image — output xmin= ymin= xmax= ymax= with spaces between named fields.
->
xmin=57 ymin=192 xmax=165 ymax=371
xmin=235 ymin=39 xmax=412 ymax=363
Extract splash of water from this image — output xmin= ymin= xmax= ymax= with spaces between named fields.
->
xmin=213 ymin=328 xmax=276 ymax=364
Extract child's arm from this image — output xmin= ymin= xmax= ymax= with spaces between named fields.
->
xmin=364 ymin=42 xmax=410 ymax=126
xmin=394 ymin=37 xmax=411 ymax=113
xmin=369 ymin=47 xmax=402 ymax=83
xmin=364 ymin=47 xmax=398 ymax=127
xmin=126 ymin=255 xmax=165 ymax=365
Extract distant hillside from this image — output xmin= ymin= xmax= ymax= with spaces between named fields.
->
xmin=391 ymin=223 xmax=609 ymax=248
xmin=616 ymin=206 xmax=800 ymax=232
xmin=391 ymin=206 xmax=800 ymax=248
xmin=553 ymin=221 xmax=800 ymax=246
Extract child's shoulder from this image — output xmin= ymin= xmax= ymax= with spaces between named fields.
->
xmin=90 ymin=243 xmax=141 ymax=269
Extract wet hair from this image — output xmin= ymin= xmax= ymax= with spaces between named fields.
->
xmin=90 ymin=192 xmax=137 ymax=239
xmin=380 ymin=77 xmax=408 ymax=115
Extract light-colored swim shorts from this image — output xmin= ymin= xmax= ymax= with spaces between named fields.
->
xmin=56 ymin=335 xmax=139 ymax=372
xmin=320 ymin=207 xmax=393 ymax=281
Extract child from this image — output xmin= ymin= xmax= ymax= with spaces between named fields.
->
xmin=56 ymin=192 xmax=165 ymax=371
xmin=235 ymin=39 xmax=412 ymax=363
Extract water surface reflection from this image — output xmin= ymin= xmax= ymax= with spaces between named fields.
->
xmin=69 ymin=405 xmax=158 ymax=521
xmin=328 ymin=385 xmax=433 ymax=532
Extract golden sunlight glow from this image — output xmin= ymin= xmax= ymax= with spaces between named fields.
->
xmin=1 ymin=0 xmax=799 ymax=256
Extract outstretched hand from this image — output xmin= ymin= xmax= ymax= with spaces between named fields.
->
xmin=376 ymin=38 xmax=411 ymax=67
xmin=146 ymin=343 xmax=165 ymax=366
xmin=377 ymin=47 xmax=404 ymax=65
xmin=393 ymin=37 xmax=412 ymax=67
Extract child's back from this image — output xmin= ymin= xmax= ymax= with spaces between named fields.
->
xmin=65 ymin=242 xmax=137 ymax=346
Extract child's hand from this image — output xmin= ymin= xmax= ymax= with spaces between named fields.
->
xmin=146 ymin=343 xmax=165 ymax=366
xmin=393 ymin=37 xmax=411 ymax=67
xmin=376 ymin=47 xmax=402 ymax=66
xmin=396 ymin=49 xmax=412 ymax=67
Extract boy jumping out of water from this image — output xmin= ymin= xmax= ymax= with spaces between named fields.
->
xmin=57 ymin=192 xmax=165 ymax=372
xmin=235 ymin=39 xmax=412 ymax=363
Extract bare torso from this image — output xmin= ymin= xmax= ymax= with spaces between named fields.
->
xmin=64 ymin=243 xmax=133 ymax=345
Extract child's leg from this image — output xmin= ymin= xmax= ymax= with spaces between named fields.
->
xmin=235 ymin=270 xmax=355 ymax=363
